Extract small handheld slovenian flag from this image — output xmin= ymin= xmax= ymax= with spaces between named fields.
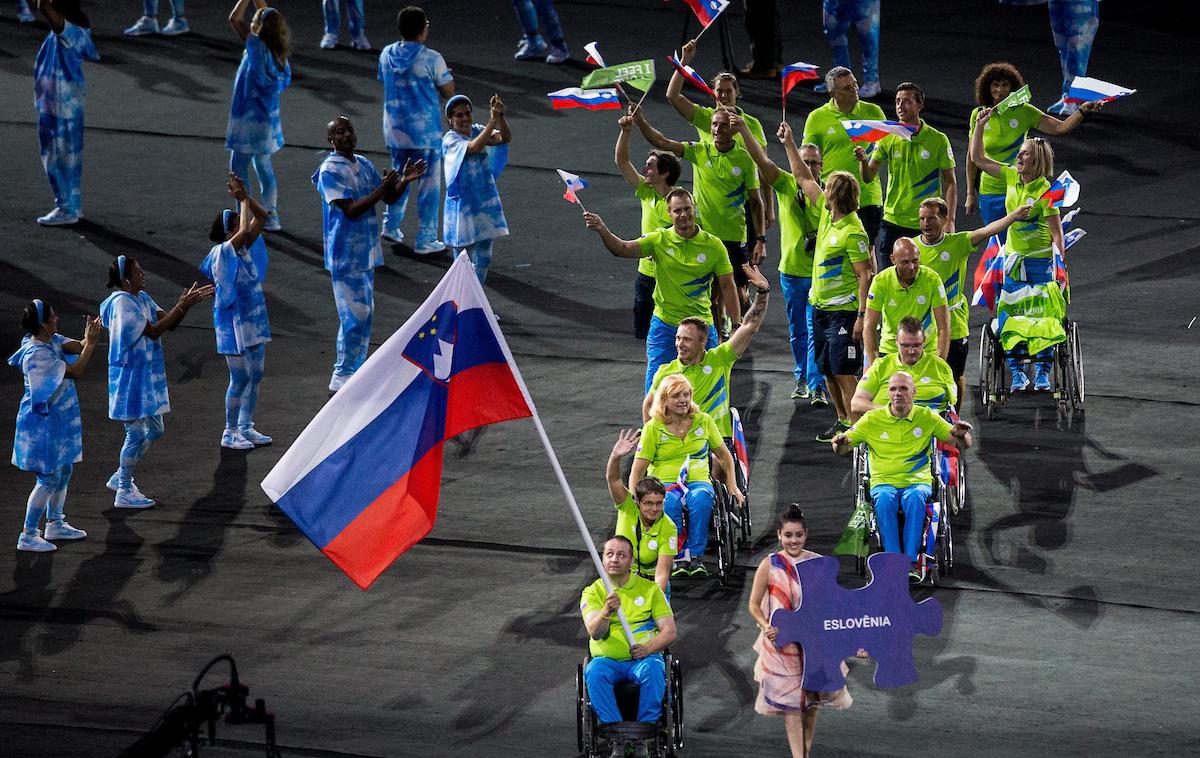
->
xmin=583 ymin=41 xmax=607 ymax=67
xmin=971 ymin=235 xmax=1005 ymax=312
xmin=666 ymin=52 xmax=715 ymax=97
xmin=781 ymin=62 xmax=820 ymax=98
xmin=547 ymin=87 xmax=622 ymax=111
xmin=682 ymin=0 xmax=730 ymax=28
xmin=841 ymin=120 xmax=918 ymax=143
xmin=1065 ymin=76 xmax=1135 ymax=104
xmin=556 ymin=169 xmax=588 ymax=204
xmin=1040 ymin=170 xmax=1079 ymax=208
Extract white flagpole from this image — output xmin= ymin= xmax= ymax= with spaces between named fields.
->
xmin=466 ymin=254 xmax=636 ymax=646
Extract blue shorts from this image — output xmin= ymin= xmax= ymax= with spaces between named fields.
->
xmin=813 ymin=307 xmax=862 ymax=377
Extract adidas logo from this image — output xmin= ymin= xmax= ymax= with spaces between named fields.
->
xmin=838 ymin=327 xmax=848 ymax=335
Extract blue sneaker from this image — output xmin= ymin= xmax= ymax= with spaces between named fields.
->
xmin=1033 ymin=364 xmax=1052 ymax=391
xmin=514 ymin=36 xmax=548 ymax=61
xmin=1010 ymin=368 xmax=1030 ymax=392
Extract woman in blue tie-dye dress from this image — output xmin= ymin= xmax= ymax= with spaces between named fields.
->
xmin=10 ymin=300 xmax=103 ymax=552
xmin=226 ymin=0 xmax=291 ymax=231
xmin=442 ymin=94 xmax=511 ymax=284
xmin=99 ymin=256 xmax=213 ymax=509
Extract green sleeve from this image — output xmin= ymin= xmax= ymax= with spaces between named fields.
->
xmin=710 ymin=237 xmax=734 ymax=276
xmin=772 ymin=170 xmax=798 ymax=197
xmin=928 ymin=407 xmax=954 ymax=441
xmin=636 ymin=420 xmax=660 ymax=462
xmin=874 ymin=135 xmax=893 ymax=163
xmin=939 ymin=133 xmax=956 ymax=169
xmin=1041 ymin=196 xmax=1060 ymax=218
xmin=658 ymin=519 xmax=678 ymax=556
xmin=682 ymin=141 xmax=702 ymax=165
xmin=649 ymin=583 xmax=674 ymax=619
xmin=711 ymin=342 xmax=738 ymax=371
xmin=703 ymin=413 xmax=724 ymax=447
xmin=940 ymin=362 xmax=958 ymax=405
xmin=1018 ymin=103 xmax=1045 ymax=132
xmin=581 ymin=581 xmax=604 ymax=619
xmin=845 ymin=420 xmax=867 ymax=446
xmin=636 ymin=230 xmax=660 ymax=258
xmin=634 ymin=181 xmax=654 ymax=202
xmin=858 ymin=360 xmax=882 ymax=397
xmin=846 ymin=230 xmax=871 ymax=263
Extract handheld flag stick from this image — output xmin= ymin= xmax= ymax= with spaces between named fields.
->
xmin=632 ymin=82 xmax=655 ymax=113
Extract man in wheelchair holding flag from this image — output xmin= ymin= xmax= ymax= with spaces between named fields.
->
xmin=832 ymin=372 xmax=972 ymax=580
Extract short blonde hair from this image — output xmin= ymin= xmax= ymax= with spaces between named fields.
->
xmin=825 ymin=170 xmax=860 ymax=215
xmin=650 ymin=374 xmax=699 ymax=423
xmin=1022 ymin=138 xmax=1055 ymax=180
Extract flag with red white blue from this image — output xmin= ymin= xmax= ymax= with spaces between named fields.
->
xmin=1040 ymin=170 xmax=1079 ymax=209
xmin=555 ymin=169 xmax=589 ymax=204
xmin=547 ymin=87 xmax=622 ymax=111
xmin=666 ymin=53 xmax=715 ymax=97
xmin=781 ymin=62 xmax=820 ymax=98
xmin=971 ymin=235 xmax=1005 ymax=312
xmin=731 ymin=407 xmax=750 ymax=487
xmin=841 ymin=120 xmax=918 ymax=143
xmin=1065 ymin=76 xmax=1135 ymax=104
xmin=682 ymin=0 xmax=730 ymax=27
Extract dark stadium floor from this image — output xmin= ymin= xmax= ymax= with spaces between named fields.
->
xmin=0 ymin=2 xmax=1197 ymax=756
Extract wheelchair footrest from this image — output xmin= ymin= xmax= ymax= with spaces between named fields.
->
xmin=599 ymin=721 xmax=659 ymax=742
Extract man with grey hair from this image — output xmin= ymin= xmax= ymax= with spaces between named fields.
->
xmin=832 ymin=370 xmax=972 ymax=578
xmin=802 ymin=66 xmax=887 ymax=260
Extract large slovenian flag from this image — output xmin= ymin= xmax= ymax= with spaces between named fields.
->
xmin=841 ymin=120 xmax=918 ymax=143
xmin=261 ymin=254 xmax=533 ymax=589
xmin=1064 ymin=76 xmax=1136 ymax=104
xmin=971 ymin=235 xmax=1005 ymax=312
xmin=1040 ymin=170 xmax=1079 ymax=208
xmin=682 ymin=0 xmax=730 ymax=27
xmin=781 ymin=62 xmax=820 ymax=98
xmin=666 ymin=52 xmax=715 ymax=97
xmin=547 ymin=87 xmax=622 ymax=111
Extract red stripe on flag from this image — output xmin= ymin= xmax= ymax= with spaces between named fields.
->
xmin=445 ymin=360 xmax=532 ymax=439
xmin=323 ymin=443 xmax=445 ymax=590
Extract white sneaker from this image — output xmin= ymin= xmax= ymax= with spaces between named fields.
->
xmin=859 ymin=80 xmax=882 ymax=98
xmin=239 ymin=427 xmax=273 ymax=446
xmin=320 ymin=33 xmax=338 ymax=49
xmin=380 ymin=228 xmax=405 ymax=244
xmin=263 ymin=212 xmax=282 ymax=232
xmin=329 ymin=373 xmax=350 ymax=392
xmin=415 ymin=240 xmax=448 ymax=255
xmin=17 ymin=529 xmax=56 ymax=552
xmin=37 ymin=208 xmax=79 ymax=226
xmin=18 ymin=6 xmax=35 ymax=22
xmin=221 ymin=429 xmax=255 ymax=450
xmin=115 ymin=488 xmax=155 ymax=509
xmin=161 ymin=17 xmax=190 ymax=36
xmin=351 ymin=33 xmax=371 ymax=51
xmin=44 ymin=520 xmax=87 ymax=540
xmin=124 ymin=16 xmax=160 ymax=36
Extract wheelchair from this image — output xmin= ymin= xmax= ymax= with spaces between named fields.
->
xmin=978 ymin=316 xmax=1085 ymax=422
xmin=850 ymin=439 xmax=954 ymax=586
xmin=576 ymin=652 xmax=684 ymax=758
xmin=674 ymin=477 xmax=739 ymax=586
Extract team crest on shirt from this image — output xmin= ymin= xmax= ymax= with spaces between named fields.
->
xmin=694 ymin=428 xmax=704 ymax=437
xmin=917 ymin=295 xmax=927 ymax=304
xmin=941 ymin=251 xmax=950 ymax=261
xmin=920 ymin=149 xmax=930 ymax=160
xmin=732 ymin=166 xmax=742 ymax=176
xmin=703 ymin=365 xmax=713 ymax=374
xmin=648 ymin=539 xmax=658 ymax=550
xmin=1009 ymin=118 xmax=1019 ymax=129
xmin=697 ymin=253 xmax=706 ymax=263
xmin=830 ymin=235 xmax=839 ymax=245
xmin=634 ymin=596 xmax=646 ymax=606
xmin=913 ymin=427 xmax=924 ymax=437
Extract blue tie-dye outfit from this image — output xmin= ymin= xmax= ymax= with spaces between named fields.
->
xmin=226 ymin=33 xmax=290 ymax=213
xmin=142 ymin=0 xmax=185 ymax=16
xmin=999 ymin=0 xmax=1100 ymax=99
xmin=313 ymin=152 xmax=384 ymax=378
xmin=200 ymin=238 xmax=271 ymax=431
xmin=322 ymin=0 xmax=365 ymax=37
xmin=443 ymin=125 xmax=509 ymax=283
xmin=100 ymin=290 xmax=170 ymax=488
xmin=9 ymin=335 xmax=83 ymax=532
xmin=821 ymin=0 xmax=880 ymax=88
xmin=379 ymin=41 xmax=454 ymax=246
xmin=33 ymin=20 xmax=99 ymax=216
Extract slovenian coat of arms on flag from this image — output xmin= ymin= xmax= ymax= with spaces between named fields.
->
xmin=841 ymin=120 xmax=918 ymax=143
xmin=261 ymin=254 xmax=534 ymax=589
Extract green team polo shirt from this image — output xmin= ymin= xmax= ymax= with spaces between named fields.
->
xmin=682 ymin=141 xmax=759 ymax=242
xmin=1001 ymin=164 xmax=1058 ymax=259
xmin=636 ymin=410 xmax=724 ymax=484
xmin=876 ymin=120 xmax=956 ymax=229
xmin=691 ymin=104 xmax=767 ymax=152
xmin=614 ymin=494 xmax=678 ymax=579
xmin=634 ymin=181 xmax=675 ymax=277
xmin=845 ymin=405 xmax=954 ymax=489
xmin=650 ymin=341 xmax=738 ymax=437
xmin=911 ymin=231 xmax=975 ymax=339
xmin=811 ymin=199 xmax=871 ymax=312
xmin=636 ymin=227 xmax=733 ymax=326
xmin=866 ymin=265 xmax=949 ymax=354
xmin=580 ymin=573 xmax=673 ymax=661
xmin=969 ymin=104 xmax=1045 ymax=196
xmin=772 ymin=172 xmax=821 ymax=278
xmin=858 ymin=351 xmax=957 ymax=410
xmin=802 ymin=98 xmax=887 ymax=208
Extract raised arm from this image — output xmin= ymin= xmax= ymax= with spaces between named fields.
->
xmin=968 ymin=204 xmax=1031 ymax=246
xmin=63 ymin=317 xmax=103 ymax=380
xmin=583 ymin=212 xmax=644 ymax=258
xmin=628 ymin=457 xmax=650 ymax=496
xmin=615 ymin=112 xmax=643 ymax=189
xmin=632 ymin=106 xmax=686 ymax=157
xmin=727 ymin=266 xmax=770 ymax=356
xmin=1037 ymin=99 xmax=1105 ymax=135
xmin=941 ymin=167 xmax=957 ymax=232
xmin=226 ymin=174 xmax=268 ymax=251
xmin=734 ymin=116 xmax=780 ymax=186
xmin=606 ymin=429 xmax=640 ymax=505
xmin=228 ymin=0 xmax=258 ymax=41
xmin=968 ymin=108 xmax=1004 ymax=178
xmin=468 ymin=95 xmax=509 ymax=153
xmin=666 ymin=39 xmax=700 ymax=123
xmin=780 ymin=122 xmax=822 ymax=205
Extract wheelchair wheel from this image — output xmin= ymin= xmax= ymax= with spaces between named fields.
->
xmin=954 ymin=452 xmax=967 ymax=514
xmin=659 ymin=655 xmax=684 ymax=756
xmin=978 ymin=324 xmax=1001 ymax=420
xmin=711 ymin=482 xmax=737 ymax=586
xmin=1070 ymin=321 xmax=1085 ymax=410
xmin=577 ymin=662 xmax=596 ymax=756
xmin=939 ymin=503 xmax=954 ymax=577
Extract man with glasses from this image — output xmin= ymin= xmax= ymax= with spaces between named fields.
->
xmin=850 ymin=316 xmax=956 ymax=422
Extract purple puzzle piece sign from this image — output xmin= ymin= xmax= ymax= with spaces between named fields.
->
xmin=769 ymin=553 xmax=942 ymax=692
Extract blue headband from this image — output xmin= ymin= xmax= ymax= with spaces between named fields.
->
xmin=445 ymin=94 xmax=471 ymax=118
xmin=33 ymin=299 xmax=44 ymax=324
xmin=259 ymin=7 xmax=277 ymax=19
xmin=223 ymin=209 xmax=237 ymax=233
xmin=117 ymin=254 xmax=127 ymax=281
